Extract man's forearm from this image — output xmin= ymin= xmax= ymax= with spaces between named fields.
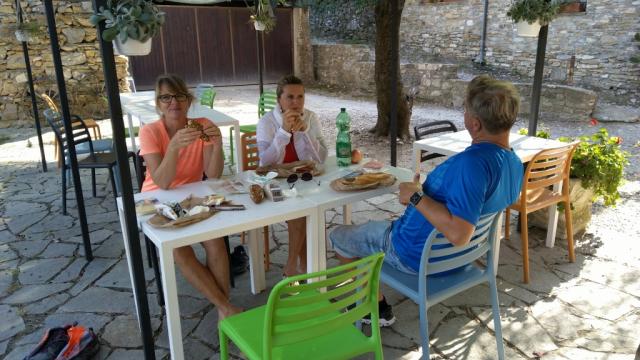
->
xmin=414 ymin=195 xmax=474 ymax=246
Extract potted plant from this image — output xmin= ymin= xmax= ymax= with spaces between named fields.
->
xmin=90 ymin=0 xmax=165 ymax=56
xmin=248 ymin=0 xmax=288 ymax=33
xmin=0 ymin=19 xmax=43 ymax=43
xmin=507 ymin=0 xmax=561 ymax=37
xmin=521 ymin=127 xmax=629 ymax=238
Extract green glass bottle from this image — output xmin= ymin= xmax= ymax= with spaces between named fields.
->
xmin=336 ymin=108 xmax=351 ymax=167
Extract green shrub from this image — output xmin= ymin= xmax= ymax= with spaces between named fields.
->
xmin=507 ymin=0 xmax=561 ymax=25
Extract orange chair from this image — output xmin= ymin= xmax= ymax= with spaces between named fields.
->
xmin=505 ymin=142 xmax=579 ymax=283
xmin=41 ymin=93 xmax=103 ymax=167
xmin=240 ymin=131 xmax=270 ymax=270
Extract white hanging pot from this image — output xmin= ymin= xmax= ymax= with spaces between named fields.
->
xmin=516 ymin=20 xmax=541 ymax=37
xmin=113 ymin=38 xmax=152 ymax=56
xmin=253 ymin=21 xmax=266 ymax=31
xmin=15 ymin=30 xmax=30 ymax=42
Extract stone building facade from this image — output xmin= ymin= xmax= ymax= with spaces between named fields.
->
xmin=310 ymin=0 xmax=640 ymax=107
xmin=0 ymin=0 xmax=129 ymax=128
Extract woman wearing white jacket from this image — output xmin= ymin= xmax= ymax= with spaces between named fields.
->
xmin=257 ymin=75 xmax=328 ymax=277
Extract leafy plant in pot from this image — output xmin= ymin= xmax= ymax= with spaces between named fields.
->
xmin=0 ymin=19 xmax=43 ymax=43
xmin=247 ymin=0 xmax=287 ymax=33
xmin=507 ymin=0 xmax=561 ymax=37
xmin=90 ymin=0 xmax=165 ymax=56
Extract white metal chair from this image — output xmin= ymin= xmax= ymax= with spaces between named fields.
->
xmin=380 ymin=213 xmax=505 ymax=360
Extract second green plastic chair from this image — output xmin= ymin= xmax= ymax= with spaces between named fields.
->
xmin=229 ymin=90 xmax=277 ymax=167
xmin=218 ymin=252 xmax=385 ymax=360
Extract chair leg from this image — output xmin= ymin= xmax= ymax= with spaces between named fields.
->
xmin=488 ymin=277 xmax=505 ymax=360
xmin=219 ymin=328 xmax=229 ymax=360
xmin=521 ymin=211 xmax=530 ymax=283
xmin=108 ymin=167 xmax=118 ymax=203
xmin=504 ymin=209 xmax=511 ymax=241
xmin=145 ymin=236 xmax=153 ymax=268
xmin=224 ymin=236 xmax=235 ymax=288
xmin=564 ymin=200 xmax=576 ymax=263
xmin=148 ymin=240 xmax=164 ymax=307
xmin=240 ymin=232 xmax=246 ymax=244
xmin=228 ymin=127 xmax=235 ymax=167
xmin=61 ymin=166 xmax=67 ymax=215
xmin=91 ymin=169 xmax=97 ymax=197
xmin=419 ymin=301 xmax=430 ymax=360
xmin=263 ymin=226 xmax=270 ymax=271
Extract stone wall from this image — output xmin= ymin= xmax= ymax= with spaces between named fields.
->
xmin=310 ymin=0 xmax=640 ymax=106
xmin=314 ymin=43 xmax=597 ymax=121
xmin=0 ymin=0 xmax=130 ymax=128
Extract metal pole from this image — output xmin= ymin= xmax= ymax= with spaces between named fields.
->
xmin=389 ymin=0 xmax=399 ymax=167
xmin=529 ymin=24 xmax=548 ymax=136
xmin=475 ymin=0 xmax=489 ymax=64
xmin=91 ymin=0 xmax=155 ymax=357
xmin=256 ymin=0 xmax=264 ymax=94
xmin=16 ymin=0 xmax=47 ymax=172
xmin=43 ymin=0 xmax=92 ymax=261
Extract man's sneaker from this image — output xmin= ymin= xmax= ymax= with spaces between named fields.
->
xmin=362 ymin=298 xmax=396 ymax=327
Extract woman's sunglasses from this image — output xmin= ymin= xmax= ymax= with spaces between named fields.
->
xmin=286 ymin=172 xmax=320 ymax=189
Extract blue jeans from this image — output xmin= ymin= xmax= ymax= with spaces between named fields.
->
xmin=329 ymin=221 xmax=417 ymax=275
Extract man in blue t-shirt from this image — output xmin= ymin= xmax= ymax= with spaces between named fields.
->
xmin=330 ymin=75 xmax=524 ymax=327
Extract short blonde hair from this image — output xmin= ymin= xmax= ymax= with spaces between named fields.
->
xmin=154 ymin=73 xmax=194 ymax=110
xmin=465 ymin=75 xmax=520 ymax=134
xmin=276 ymin=74 xmax=304 ymax=99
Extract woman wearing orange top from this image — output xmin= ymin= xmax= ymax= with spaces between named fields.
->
xmin=139 ymin=74 xmax=241 ymax=320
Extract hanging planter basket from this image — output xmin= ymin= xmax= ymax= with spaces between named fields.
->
xmin=113 ymin=38 xmax=152 ymax=56
xmin=253 ymin=21 xmax=266 ymax=31
xmin=516 ymin=20 xmax=541 ymax=37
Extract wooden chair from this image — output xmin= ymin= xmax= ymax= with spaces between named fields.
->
xmin=40 ymin=93 xmax=103 ymax=167
xmin=505 ymin=142 xmax=579 ymax=283
xmin=240 ymin=131 xmax=270 ymax=271
xmin=413 ymin=120 xmax=458 ymax=162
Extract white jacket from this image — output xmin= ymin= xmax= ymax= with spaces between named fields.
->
xmin=256 ymin=104 xmax=328 ymax=166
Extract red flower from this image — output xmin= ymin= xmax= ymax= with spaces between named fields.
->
xmin=613 ymin=136 xmax=622 ymax=145
xmin=589 ymin=118 xmax=599 ymax=126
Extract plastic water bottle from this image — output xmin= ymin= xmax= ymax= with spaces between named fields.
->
xmin=336 ymin=108 xmax=351 ymax=167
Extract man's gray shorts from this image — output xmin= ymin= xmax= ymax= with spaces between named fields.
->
xmin=329 ymin=220 xmax=416 ymax=275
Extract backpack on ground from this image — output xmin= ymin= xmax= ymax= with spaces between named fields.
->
xmin=23 ymin=322 xmax=100 ymax=360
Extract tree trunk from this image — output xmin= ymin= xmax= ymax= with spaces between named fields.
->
xmin=371 ymin=0 xmax=410 ymax=140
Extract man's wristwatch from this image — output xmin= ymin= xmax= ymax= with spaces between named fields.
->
xmin=409 ymin=190 xmax=424 ymax=206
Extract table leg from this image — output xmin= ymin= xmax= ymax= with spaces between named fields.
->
xmin=546 ymin=182 xmax=562 ymax=248
xmin=247 ymin=228 xmax=266 ymax=294
xmin=343 ymin=204 xmax=352 ymax=225
xmin=233 ymin=122 xmax=241 ymax=174
xmin=118 ymin=207 xmax=140 ymax=324
xmin=308 ymin=208 xmax=323 ymax=274
xmin=126 ymin=113 xmax=137 ymax=153
xmin=413 ymin=147 xmax=421 ymax=173
xmin=158 ymin=244 xmax=184 ymax=360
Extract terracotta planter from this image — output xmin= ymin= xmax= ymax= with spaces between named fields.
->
xmin=516 ymin=20 xmax=541 ymax=37
xmin=113 ymin=38 xmax=152 ymax=56
xmin=560 ymin=2 xmax=583 ymax=13
xmin=528 ymin=179 xmax=594 ymax=239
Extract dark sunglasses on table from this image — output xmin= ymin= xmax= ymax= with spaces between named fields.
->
xmin=287 ymin=172 xmax=320 ymax=189
xmin=157 ymin=93 xmax=189 ymax=103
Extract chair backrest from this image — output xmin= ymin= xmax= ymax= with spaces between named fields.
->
xmin=258 ymin=90 xmax=277 ymax=119
xmin=521 ymin=142 xmax=579 ymax=198
xmin=263 ymin=253 xmax=385 ymax=357
xmin=196 ymin=83 xmax=216 ymax=108
xmin=241 ymin=131 xmax=260 ymax=171
xmin=40 ymin=93 xmax=60 ymax=113
xmin=413 ymin=120 xmax=458 ymax=162
xmin=44 ymin=109 xmax=95 ymax=161
xmin=419 ymin=212 xmax=500 ymax=277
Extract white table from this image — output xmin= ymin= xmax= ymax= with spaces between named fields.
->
xmin=117 ymin=183 xmax=318 ymax=360
xmin=119 ymin=91 xmax=242 ymax=173
xmin=412 ymin=130 xmax=569 ymax=247
xmin=295 ymin=159 xmax=414 ymax=273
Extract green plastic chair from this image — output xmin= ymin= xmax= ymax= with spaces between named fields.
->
xmin=218 ymin=253 xmax=385 ymax=360
xmin=229 ymin=90 xmax=277 ymax=167
xmin=200 ymin=87 xmax=216 ymax=108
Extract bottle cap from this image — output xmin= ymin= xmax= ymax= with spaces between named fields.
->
xmin=340 ymin=107 xmax=346 ymax=112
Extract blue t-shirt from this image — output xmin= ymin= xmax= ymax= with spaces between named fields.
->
xmin=391 ymin=142 xmax=524 ymax=272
